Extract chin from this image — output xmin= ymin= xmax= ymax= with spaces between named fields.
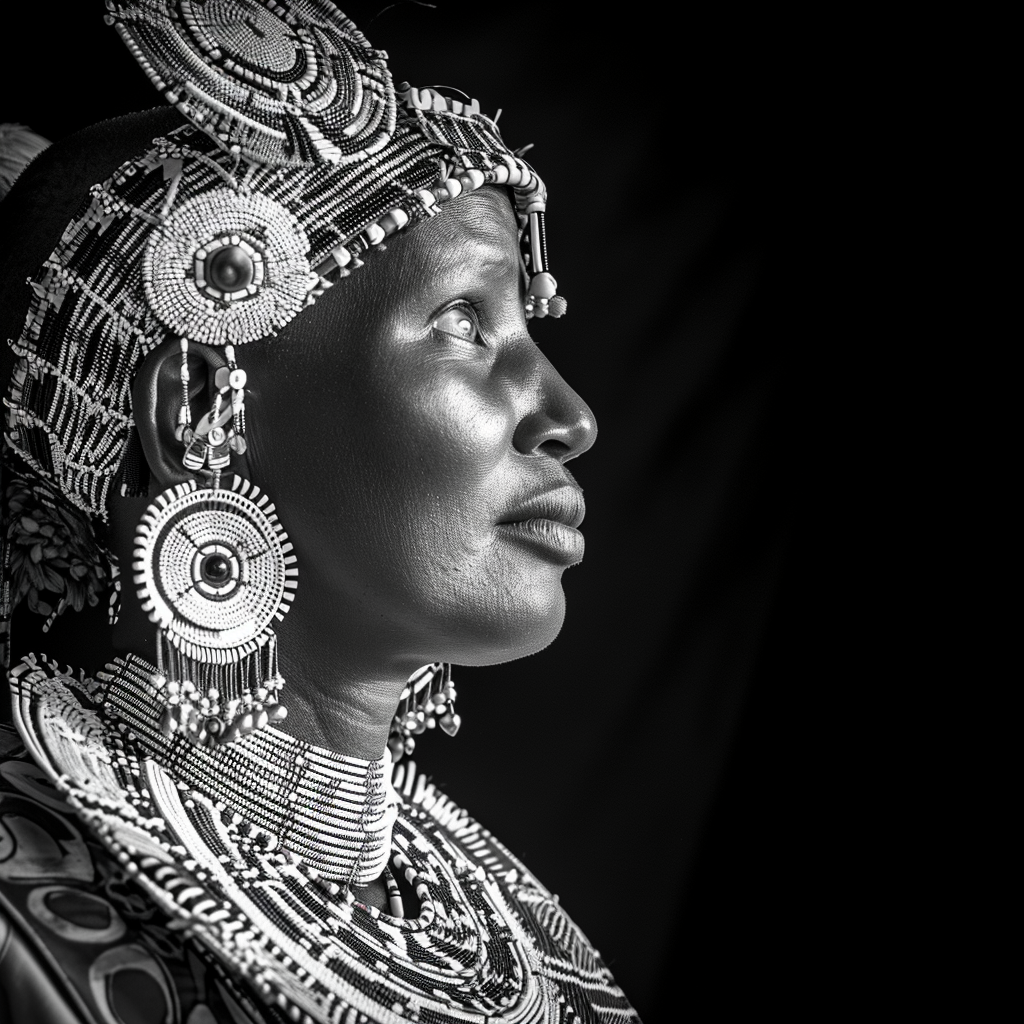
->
xmin=442 ymin=585 xmax=567 ymax=667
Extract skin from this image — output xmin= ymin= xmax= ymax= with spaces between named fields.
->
xmin=110 ymin=185 xmax=595 ymax=779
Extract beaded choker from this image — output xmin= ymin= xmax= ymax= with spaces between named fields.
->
xmin=99 ymin=654 xmax=398 ymax=887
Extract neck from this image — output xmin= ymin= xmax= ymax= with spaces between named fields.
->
xmin=262 ymin=606 xmax=418 ymax=761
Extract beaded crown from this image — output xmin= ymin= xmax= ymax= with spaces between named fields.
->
xmin=1 ymin=0 xmax=564 ymax=652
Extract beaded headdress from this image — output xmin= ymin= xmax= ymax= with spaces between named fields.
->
xmin=1 ymin=0 xmax=565 ymax=669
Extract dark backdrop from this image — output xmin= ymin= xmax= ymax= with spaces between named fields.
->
xmin=2 ymin=5 xmax=830 ymax=1018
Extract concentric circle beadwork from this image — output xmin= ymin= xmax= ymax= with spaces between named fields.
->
xmin=144 ymin=188 xmax=311 ymax=345
xmin=12 ymin=658 xmax=642 ymax=1024
xmin=133 ymin=479 xmax=296 ymax=661
xmin=108 ymin=0 xmax=397 ymax=166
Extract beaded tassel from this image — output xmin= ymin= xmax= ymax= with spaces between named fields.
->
xmin=388 ymin=662 xmax=459 ymax=761
xmin=155 ymin=629 xmax=287 ymax=746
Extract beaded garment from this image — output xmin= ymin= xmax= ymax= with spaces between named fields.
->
xmin=2 ymin=655 xmax=640 ymax=1023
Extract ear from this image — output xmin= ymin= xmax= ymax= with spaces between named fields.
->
xmin=131 ymin=337 xmax=247 ymax=492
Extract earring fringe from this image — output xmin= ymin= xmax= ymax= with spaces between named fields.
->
xmin=388 ymin=661 xmax=459 ymax=761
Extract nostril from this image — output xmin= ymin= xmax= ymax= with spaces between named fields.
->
xmin=538 ymin=439 xmax=572 ymax=460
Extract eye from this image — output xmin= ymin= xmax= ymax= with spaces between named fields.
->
xmin=432 ymin=306 xmax=482 ymax=346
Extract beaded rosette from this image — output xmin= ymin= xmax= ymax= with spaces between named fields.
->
xmin=9 ymin=655 xmax=640 ymax=1023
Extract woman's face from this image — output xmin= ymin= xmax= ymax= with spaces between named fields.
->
xmin=241 ymin=188 xmax=596 ymax=676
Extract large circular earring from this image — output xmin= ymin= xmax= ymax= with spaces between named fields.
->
xmin=134 ymin=475 xmax=298 ymax=746
xmin=133 ymin=343 xmax=297 ymax=746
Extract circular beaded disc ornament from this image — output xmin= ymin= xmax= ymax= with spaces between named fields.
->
xmin=133 ymin=478 xmax=297 ymax=662
xmin=144 ymin=188 xmax=312 ymax=345
xmin=107 ymin=0 xmax=397 ymax=166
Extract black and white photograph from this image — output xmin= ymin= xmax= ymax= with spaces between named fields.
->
xmin=0 ymin=3 xmax=822 ymax=1021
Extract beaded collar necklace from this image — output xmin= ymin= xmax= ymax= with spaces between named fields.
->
xmin=13 ymin=652 xmax=629 ymax=1023
xmin=99 ymin=654 xmax=399 ymax=889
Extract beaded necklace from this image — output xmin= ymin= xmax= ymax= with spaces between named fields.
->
xmin=100 ymin=655 xmax=398 ymax=889
xmin=11 ymin=653 xmax=641 ymax=1023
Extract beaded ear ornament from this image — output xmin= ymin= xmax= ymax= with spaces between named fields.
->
xmin=388 ymin=661 xmax=459 ymax=761
xmin=133 ymin=343 xmax=297 ymax=746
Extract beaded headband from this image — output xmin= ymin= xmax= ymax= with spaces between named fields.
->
xmin=1 ymin=0 xmax=565 ymax=653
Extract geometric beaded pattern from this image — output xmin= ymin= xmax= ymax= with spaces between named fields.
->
xmin=9 ymin=654 xmax=642 ymax=1024
xmin=144 ymin=188 xmax=313 ymax=346
xmin=133 ymin=477 xmax=297 ymax=662
xmin=102 ymin=654 xmax=395 ymax=885
xmin=107 ymin=0 xmax=397 ymax=168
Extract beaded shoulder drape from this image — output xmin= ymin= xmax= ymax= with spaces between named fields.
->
xmin=2 ymin=655 xmax=641 ymax=1024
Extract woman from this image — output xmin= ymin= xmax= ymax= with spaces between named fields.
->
xmin=0 ymin=2 xmax=640 ymax=1021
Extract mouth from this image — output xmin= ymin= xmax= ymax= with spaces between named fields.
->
xmin=496 ymin=486 xmax=586 ymax=566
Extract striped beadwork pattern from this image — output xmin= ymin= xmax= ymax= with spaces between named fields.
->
xmin=101 ymin=654 xmax=396 ymax=886
xmin=11 ymin=654 xmax=641 ymax=1023
xmin=107 ymin=0 xmax=398 ymax=168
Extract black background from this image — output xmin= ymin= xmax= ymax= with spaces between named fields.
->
xmin=1 ymin=4 xmax=840 ymax=1018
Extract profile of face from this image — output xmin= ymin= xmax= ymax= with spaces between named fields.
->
xmin=130 ymin=187 xmax=596 ymax=694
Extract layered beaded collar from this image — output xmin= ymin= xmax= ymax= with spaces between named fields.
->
xmin=98 ymin=654 xmax=398 ymax=888
xmin=9 ymin=652 xmax=640 ymax=1023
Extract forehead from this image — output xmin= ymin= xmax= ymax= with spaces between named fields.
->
xmin=388 ymin=186 xmax=521 ymax=279
xmin=270 ymin=187 xmax=523 ymax=353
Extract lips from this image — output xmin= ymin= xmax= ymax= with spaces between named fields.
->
xmin=499 ymin=485 xmax=585 ymax=529
xmin=496 ymin=485 xmax=586 ymax=566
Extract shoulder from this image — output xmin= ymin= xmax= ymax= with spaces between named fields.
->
xmin=396 ymin=759 xmax=641 ymax=1021
xmin=0 ymin=724 xmax=269 ymax=1024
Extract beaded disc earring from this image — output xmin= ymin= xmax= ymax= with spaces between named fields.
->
xmin=133 ymin=343 xmax=297 ymax=746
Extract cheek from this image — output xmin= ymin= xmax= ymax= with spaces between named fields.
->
xmin=270 ymin=361 xmax=515 ymax=574
xmin=248 ymin=350 xmax=565 ymax=659
xmin=381 ymin=375 xmax=513 ymax=562
xmin=405 ymin=377 xmax=509 ymax=485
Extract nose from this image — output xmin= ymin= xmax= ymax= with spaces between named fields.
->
xmin=512 ymin=349 xmax=597 ymax=463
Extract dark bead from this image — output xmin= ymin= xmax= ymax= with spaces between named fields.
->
xmin=206 ymin=245 xmax=254 ymax=291
xmin=201 ymin=553 xmax=231 ymax=584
